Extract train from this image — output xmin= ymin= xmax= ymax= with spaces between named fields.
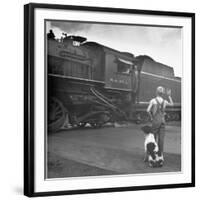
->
xmin=47 ymin=32 xmax=181 ymax=132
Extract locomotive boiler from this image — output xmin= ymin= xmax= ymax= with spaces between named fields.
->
xmin=47 ymin=32 xmax=181 ymax=132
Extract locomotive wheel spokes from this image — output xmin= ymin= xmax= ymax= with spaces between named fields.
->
xmin=48 ymin=97 xmax=66 ymax=133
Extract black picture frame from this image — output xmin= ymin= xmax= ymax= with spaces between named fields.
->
xmin=24 ymin=3 xmax=195 ymax=197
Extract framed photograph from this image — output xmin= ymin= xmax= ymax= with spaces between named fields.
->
xmin=24 ymin=3 xmax=195 ymax=197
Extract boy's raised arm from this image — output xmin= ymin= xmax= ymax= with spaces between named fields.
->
xmin=166 ymin=89 xmax=174 ymax=106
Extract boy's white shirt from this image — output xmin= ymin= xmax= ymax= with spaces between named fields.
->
xmin=147 ymin=95 xmax=174 ymax=114
xmin=148 ymin=96 xmax=168 ymax=111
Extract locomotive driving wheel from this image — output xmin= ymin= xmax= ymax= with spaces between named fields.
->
xmin=48 ymin=97 xmax=66 ymax=133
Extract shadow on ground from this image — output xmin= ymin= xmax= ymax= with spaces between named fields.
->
xmin=48 ymin=150 xmax=181 ymax=178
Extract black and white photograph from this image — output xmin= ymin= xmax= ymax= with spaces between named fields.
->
xmin=23 ymin=3 xmax=195 ymax=197
xmin=1 ymin=0 xmax=200 ymax=199
xmin=46 ymin=20 xmax=182 ymax=178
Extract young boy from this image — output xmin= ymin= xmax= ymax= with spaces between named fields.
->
xmin=147 ymin=86 xmax=174 ymax=160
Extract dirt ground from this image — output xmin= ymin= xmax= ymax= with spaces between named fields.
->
xmin=47 ymin=122 xmax=181 ymax=179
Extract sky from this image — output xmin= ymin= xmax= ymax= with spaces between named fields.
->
xmin=46 ymin=21 xmax=182 ymax=77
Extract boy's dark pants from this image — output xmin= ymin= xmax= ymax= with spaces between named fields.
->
xmin=151 ymin=123 xmax=165 ymax=156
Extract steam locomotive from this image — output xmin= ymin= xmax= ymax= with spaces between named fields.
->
xmin=47 ymin=32 xmax=181 ymax=132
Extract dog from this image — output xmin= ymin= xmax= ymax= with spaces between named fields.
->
xmin=141 ymin=125 xmax=164 ymax=168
